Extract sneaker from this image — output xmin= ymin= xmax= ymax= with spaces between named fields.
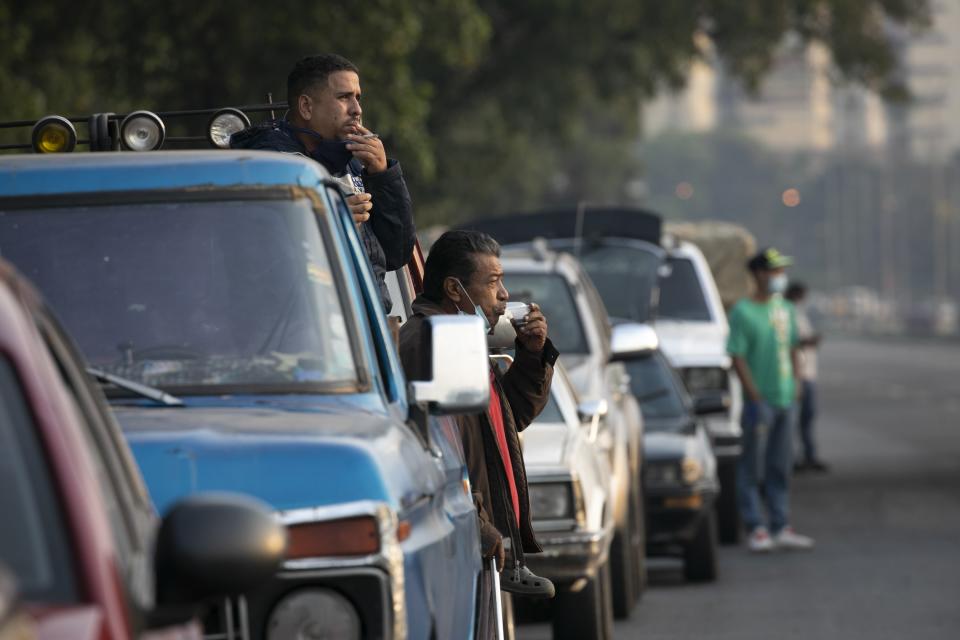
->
xmin=747 ymin=527 xmax=774 ymax=553
xmin=808 ymin=460 xmax=830 ymax=473
xmin=773 ymin=526 xmax=815 ymax=550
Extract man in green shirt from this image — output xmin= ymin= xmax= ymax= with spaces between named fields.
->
xmin=727 ymin=248 xmax=815 ymax=552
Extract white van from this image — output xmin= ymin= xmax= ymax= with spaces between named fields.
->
xmin=653 ymin=240 xmax=743 ymax=544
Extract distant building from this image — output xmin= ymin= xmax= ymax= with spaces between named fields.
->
xmin=642 ymin=4 xmax=960 ymax=161
xmin=892 ymin=0 xmax=960 ymax=161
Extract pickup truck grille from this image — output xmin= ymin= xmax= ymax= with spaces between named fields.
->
xmin=201 ymin=569 xmax=392 ymax=640
xmin=203 ymin=597 xmax=250 ymax=640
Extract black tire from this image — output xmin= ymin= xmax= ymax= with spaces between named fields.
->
xmin=683 ymin=512 xmax=719 ymax=582
xmin=611 ymin=480 xmax=645 ymax=618
xmin=551 ymin=562 xmax=614 ymax=640
xmin=633 ymin=486 xmax=648 ymax=601
xmin=716 ymin=458 xmax=741 ymax=545
xmin=609 ymin=523 xmax=634 ymax=619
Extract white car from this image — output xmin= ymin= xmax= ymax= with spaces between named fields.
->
xmin=518 ymin=359 xmax=615 ymax=640
xmin=653 ymin=239 xmax=743 ymax=544
xmin=499 ymin=248 xmax=648 ymax=621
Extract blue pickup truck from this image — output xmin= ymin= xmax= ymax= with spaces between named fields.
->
xmin=0 ymin=150 xmax=491 ymax=640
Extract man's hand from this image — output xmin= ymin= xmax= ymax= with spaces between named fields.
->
xmin=480 ymin=521 xmax=505 ymax=571
xmin=345 ymin=125 xmax=387 ymax=174
xmin=346 ymin=193 xmax=372 ymax=225
xmin=517 ymin=303 xmax=547 ymax=353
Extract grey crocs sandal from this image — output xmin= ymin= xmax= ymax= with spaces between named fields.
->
xmin=500 ymin=565 xmax=556 ymax=598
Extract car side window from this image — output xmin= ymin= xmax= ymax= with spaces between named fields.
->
xmin=0 ymin=357 xmax=77 ymax=603
xmin=325 ymin=186 xmax=405 ymax=403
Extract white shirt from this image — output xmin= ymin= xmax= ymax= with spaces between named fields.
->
xmin=795 ymin=306 xmax=818 ymax=381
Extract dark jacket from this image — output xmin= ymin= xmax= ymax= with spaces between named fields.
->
xmin=230 ymin=120 xmax=415 ymax=310
xmin=398 ymin=296 xmax=560 ymax=562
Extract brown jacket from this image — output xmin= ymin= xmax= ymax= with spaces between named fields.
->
xmin=398 ymin=296 xmax=559 ymax=561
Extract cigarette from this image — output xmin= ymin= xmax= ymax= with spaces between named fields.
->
xmin=359 ymin=133 xmax=379 ymax=139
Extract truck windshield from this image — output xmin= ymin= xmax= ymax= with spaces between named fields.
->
xmin=502 ymin=272 xmax=588 ymax=354
xmin=554 ymin=243 xmax=661 ymax=323
xmin=0 ymin=195 xmax=358 ymax=393
xmin=624 ymin=354 xmax=689 ymax=428
xmin=658 ymin=257 xmax=712 ymax=322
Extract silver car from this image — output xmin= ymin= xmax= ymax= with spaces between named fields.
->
xmin=654 ymin=239 xmax=743 ymax=544
xmin=500 ymin=247 xmax=647 ymax=620
xmin=520 ymin=361 xmax=615 ymax=639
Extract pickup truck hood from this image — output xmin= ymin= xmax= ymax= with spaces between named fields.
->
xmin=116 ymin=401 xmax=439 ymax=515
xmin=653 ymin=320 xmax=730 ymax=368
xmin=643 ymin=430 xmax=695 ymax=463
xmin=521 ymin=421 xmax=571 ymax=467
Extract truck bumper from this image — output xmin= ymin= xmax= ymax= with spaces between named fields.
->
xmin=524 ymin=527 xmax=613 ymax=587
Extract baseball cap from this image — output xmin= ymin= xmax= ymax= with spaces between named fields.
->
xmin=747 ymin=247 xmax=794 ymax=272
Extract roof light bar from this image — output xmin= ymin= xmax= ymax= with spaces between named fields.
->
xmin=119 ymin=110 xmax=165 ymax=151
xmin=31 ymin=116 xmax=77 ymax=153
xmin=207 ymin=108 xmax=251 ymax=149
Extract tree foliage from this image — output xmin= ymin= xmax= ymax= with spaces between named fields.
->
xmin=0 ymin=0 xmax=930 ymax=224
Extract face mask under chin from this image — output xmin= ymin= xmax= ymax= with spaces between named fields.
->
xmin=454 ymin=279 xmax=492 ymax=334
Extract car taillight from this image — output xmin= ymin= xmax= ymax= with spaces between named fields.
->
xmin=286 ymin=516 xmax=380 ymax=559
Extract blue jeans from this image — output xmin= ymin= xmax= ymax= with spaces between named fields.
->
xmin=737 ymin=400 xmax=796 ymax=534
xmin=797 ymin=380 xmax=818 ymax=463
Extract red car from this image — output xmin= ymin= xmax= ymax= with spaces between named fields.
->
xmin=0 ymin=260 xmax=285 ymax=640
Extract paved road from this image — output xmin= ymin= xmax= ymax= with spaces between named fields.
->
xmin=519 ymin=336 xmax=960 ymax=640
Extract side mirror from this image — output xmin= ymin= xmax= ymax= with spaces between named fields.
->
xmin=693 ymin=392 xmax=731 ymax=416
xmin=610 ymin=323 xmax=659 ymax=362
xmin=150 ymin=493 xmax=285 ymax=625
xmin=578 ymin=398 xmax=609 ymax=442
xmin=410 ymin=315 xmax=490 ymax=414
xmin=577 ymin=399 xmax=609 ymax=423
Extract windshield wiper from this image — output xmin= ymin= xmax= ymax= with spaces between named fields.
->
xmin=86 ymin=367 xmax=184 ymax=407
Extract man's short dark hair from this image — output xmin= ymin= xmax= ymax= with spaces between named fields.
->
xmin=423 ymin=230 xmax=501 ymax=303
xmin=287 ymin=54 xmax=360 ymax=105
xmin=785 ymin=281 xmax=807 ymax=301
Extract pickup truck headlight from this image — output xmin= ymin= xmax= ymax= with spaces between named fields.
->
xmin=681 ymin=367 xmax=728 ymax=394
xmin=645 ymin=462 xmax=679 ymax=486
xmin=681 ymin=458 xmax=703 ymax=484
xmin=279 ymin=502 xmax=407 ymax=640
xmin=529 ymin=482 xmax=572 ymax=520
xmin=646 ymin=457 xmax=703 ymax=486
xmin=267 ymin=588 xmax=361 ymax=640
xmin=528 ymin=480 xmax=585 ymax=526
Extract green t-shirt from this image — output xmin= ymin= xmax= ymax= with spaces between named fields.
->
xmin=726 ymin=296 xmax=799 ymax=408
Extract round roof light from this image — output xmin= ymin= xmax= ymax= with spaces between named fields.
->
xmin=207 ymin=108 xmax=251 ymax=149
xmin=119 ymin=111 xmax=165 ymax=151
xmin=31 ymin=116 xmax=77 ymax=153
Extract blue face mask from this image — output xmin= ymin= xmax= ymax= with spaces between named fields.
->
xmin=454 ymin=279 xmax=491 ymax=334
xmin=769 ymin=273 xmax=789 ymax=295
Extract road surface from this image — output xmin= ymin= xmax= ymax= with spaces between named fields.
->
xmin=519 ymin=336 xmax=960 ymax=639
